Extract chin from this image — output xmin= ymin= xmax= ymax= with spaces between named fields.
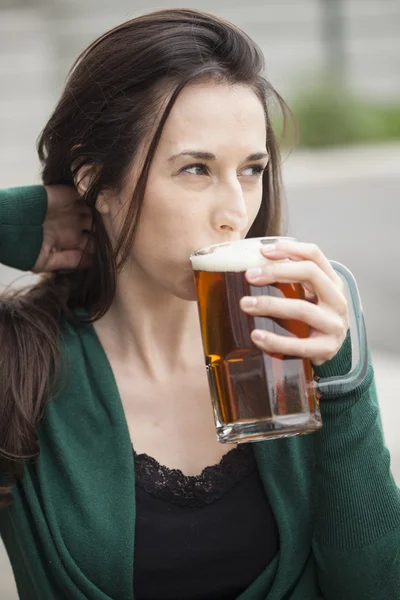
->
xmin=168 ymin=275 xmax=198 ymax=302
xmin=173 ymin=284 xmax=198 ymax=302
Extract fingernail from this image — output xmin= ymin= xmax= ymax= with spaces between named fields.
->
xmin=252 ymin=330 xmax=266 ymax=342
xmin=246 ymin=267 xmax=262 ymax=279
xmin=262 ymin=244 xmax=277 ymax=253
xmin=241 ymin=296 xmax=257 ymax=308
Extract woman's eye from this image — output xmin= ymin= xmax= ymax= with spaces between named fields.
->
xmin=181 ymin=163 xmax=209 ymax=176
xmin=241 ymin=165 xmax=266 ymax=177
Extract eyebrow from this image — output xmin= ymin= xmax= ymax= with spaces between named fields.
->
xmin=168 ymin=150 xmax=269 ymax=162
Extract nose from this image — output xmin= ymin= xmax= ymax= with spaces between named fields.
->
xmin=211 ymin=179 xmax=249 ymax=234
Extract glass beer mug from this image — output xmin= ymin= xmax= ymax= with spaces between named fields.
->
xmin=190 ymin=237 xmax=368 ymax=444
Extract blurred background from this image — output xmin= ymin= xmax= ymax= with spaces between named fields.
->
xmin=0 ymin=0 xmax=399 ymax=597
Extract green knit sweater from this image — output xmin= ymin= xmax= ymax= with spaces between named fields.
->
xmin=0 ymin=185 xmax=399 ymax=600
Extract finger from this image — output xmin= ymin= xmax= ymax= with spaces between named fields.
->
xmin=61 ymin=212 xmax=92 ymax=233
xmin=261 ymin=240 xmax=340 ymax=285
xmin=240 ymin=295 xmax=344 ymax=336
xmin=78 ymin=205 xmax=92 ymax=216
xmin=78 ymin=232 xmax=96 ymax=254
xmin=77 ymin=199 xmax=93 ymax=213
xmin=250 ymin=329 xmax=340 ymax=365
xmin=47 ymin=215 xmax=93 ymax=251
xmin=45 ymin=250 xmax=92 ymax=271
xmin=80 ymin=214 xmax=93 ymax=231
xmin=246 ymin=260 xmax=346 ymax=310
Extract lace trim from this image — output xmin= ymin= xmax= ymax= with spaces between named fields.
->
xmin=133 ymin=444 xmax=255 ymax=507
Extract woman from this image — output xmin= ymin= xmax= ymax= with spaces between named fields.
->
xmin=0 ymin=8 xmax=399 ymax=600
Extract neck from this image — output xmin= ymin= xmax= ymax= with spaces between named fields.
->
xmin=94 ymin=265 xmax=204 ymax=380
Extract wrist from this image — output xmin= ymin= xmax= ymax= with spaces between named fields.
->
xmin=313 ymin=330 xmax=352 ymax=380
xmin=0 ymin=185 xmax=47 ymax=227
xmin=0 ymin=185 xmax=48 ymax=270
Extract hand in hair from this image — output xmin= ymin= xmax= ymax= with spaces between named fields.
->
xmin=32 ymin=185 xmax=94 ymax=273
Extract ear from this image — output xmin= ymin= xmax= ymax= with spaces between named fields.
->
xmin=73 ymin=162 xmax=111 ymax=215
xmin=74 ymin=163 xmax=95 ymax=196
xmin=96 ymin=192 xmax=111 ymax=216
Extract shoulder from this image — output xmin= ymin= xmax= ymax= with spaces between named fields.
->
xmin=58 ymin=310 xmax=97 ymax=356
xmin=43 ymin=312 xmax=106 ymax=424
xmin=254 ymin=436 xmax=316 ymax=546
xmin=56 ymin=311 xmax=101 ymax=389
xmin=254 ymin=434 xmax=315 ymax=506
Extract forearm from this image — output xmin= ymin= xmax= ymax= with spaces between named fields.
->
xmin=312 ymin=345 xmax=400 ymax=598
xmin=0 ymin=186 xmax=47 ymax=270
xmin=313 ymin=525 xmax=400 ymax=600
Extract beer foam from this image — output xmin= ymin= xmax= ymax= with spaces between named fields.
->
xmin=191 ymin=240 xmax=273 ymax=272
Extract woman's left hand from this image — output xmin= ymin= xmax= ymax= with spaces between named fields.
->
xmin=239 ymin=240 xmax=349 ymax=367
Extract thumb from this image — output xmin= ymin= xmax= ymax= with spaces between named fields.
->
xmin=45 ymin=250 xmax=92 ymax=271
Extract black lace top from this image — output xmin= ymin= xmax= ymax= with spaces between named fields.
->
xmin=133 ymin=444 xmax=279 ymax=600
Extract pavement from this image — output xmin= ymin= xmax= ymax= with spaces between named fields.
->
xmin=282 ymin=143 xmax=400 ymax=480
xmin=0 ymin=143 xmax=399 ymax=598
xmin=284 ymin=143 xmax=400 ymax=355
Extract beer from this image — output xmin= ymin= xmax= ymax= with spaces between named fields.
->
xmin=191 ymin=239 xmax=322 ymax=443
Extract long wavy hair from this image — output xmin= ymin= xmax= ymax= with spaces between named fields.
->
xmin=0 ymin=8 xmax=291 ymax=506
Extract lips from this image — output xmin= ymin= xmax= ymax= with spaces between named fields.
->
xmin=191 ymin=236 xmax=243 ymax=256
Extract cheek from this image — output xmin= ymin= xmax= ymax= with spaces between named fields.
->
xmin=246 ymin=187 xmax=263 ymax=223
xmin=134 ymin=194 xmax=195 ymax=266
xmin=140 ymin=182 xmax=205 ymax=243
xmin=132 ymin=220 xmax=198 ymax=301
xmin=140 ymin=203 xmax=193 ymax=248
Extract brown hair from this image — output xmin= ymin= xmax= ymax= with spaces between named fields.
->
xmin=0 ymin=8 xmax=291 ymax=506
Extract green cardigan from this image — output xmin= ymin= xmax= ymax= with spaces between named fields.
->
xmin=0 ymin=186 xmax=400 ymax=600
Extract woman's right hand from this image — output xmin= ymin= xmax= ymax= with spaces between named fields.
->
xmin=32 ymin=185 xmax=94 ymax=273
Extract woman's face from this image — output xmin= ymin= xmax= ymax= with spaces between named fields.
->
xmin=106 ymin=81 xmax=268 ymax=300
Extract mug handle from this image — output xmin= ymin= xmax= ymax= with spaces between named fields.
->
xmin=314 ymin=260 xmax=369 ymax=396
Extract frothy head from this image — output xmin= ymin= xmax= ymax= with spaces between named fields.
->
xmin=191 ymin=239 xmax=274 ymax=272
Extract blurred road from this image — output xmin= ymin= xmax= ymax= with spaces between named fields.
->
xmin=283 ymin=145 xmax=400 ymax=484
xmin=283 ymin=143 xmax=400 ymax=355
xmin=0 ymin=144 xmax=399 ymax=598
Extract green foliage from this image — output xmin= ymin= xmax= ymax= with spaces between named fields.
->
xmin=288 ymin=77 xmax=400 ymax=148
